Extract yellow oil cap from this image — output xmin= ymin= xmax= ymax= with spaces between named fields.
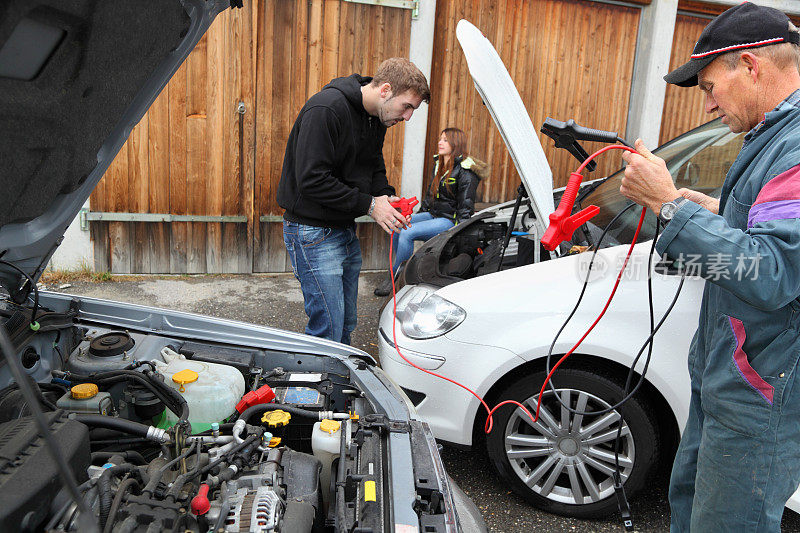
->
xmin=71 ymin=383 xmax=98 ymax=400
xmin=268 ymin=437 xmax=282 ymax=448
xmin=172 ymin=369 xmax=199 ymax=392
xmin=319 ymin=419 xmax=341 ymax=434
xmin=261 ymin=410 xmax=291 ymax=427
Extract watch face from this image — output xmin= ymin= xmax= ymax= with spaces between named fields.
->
xmin=660 ymin=202 xmax=678 ymax=220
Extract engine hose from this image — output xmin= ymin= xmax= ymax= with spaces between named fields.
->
xmin=67 ymin=369 xmax=181 ymax=412
xmin=142 ymin=440 xmax=200 ymax=496
xmin=206 ymin=437 xmax=263 ymax=490
xmin=0 ymin=374 xmax=58 ymax=412
xmin=66 ymin=369 xmax=190 ymax=430
xmin=91 ymin=451 xmax=147 ymax=466
xmin=97 ymin=369 xmax=189 ymax=422
xmin=102 ymin=477 xmax=140 ymax=533
xmin=97 ymin=464 xmax=144 ymax=530
xmin=192 ymin=422 xmax=236 ymax=435
xmin=73 ymin=414 xmax=168 ymax=444
xmin=238 ymin=403 xmax=327 ymax=424
xmin=124 ymin=360 xmax=157 ymax=372
xmin=194 ymin=432 xmax=262 ymax=481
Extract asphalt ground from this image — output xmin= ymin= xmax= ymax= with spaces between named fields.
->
xmin=46 ymin=272 xmax=800 ymax=532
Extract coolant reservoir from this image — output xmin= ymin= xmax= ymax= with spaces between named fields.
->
xmin=313 ymin=419 xmax=343 ymax=509
xmin=155 ymin=347 xmax=245 ymax=431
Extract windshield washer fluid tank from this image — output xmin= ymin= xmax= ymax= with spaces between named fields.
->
xmin=155 ymin=347 xmax=245 ymax=431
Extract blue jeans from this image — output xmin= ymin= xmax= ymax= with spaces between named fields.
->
xmin=391 ymin=212 xmax=454 ymax=272
xmin=283 ymin=221 xmax=361 ymax=345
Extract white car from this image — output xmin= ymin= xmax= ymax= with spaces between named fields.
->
xmin=378 ymin=20 xmax=800 ymax=518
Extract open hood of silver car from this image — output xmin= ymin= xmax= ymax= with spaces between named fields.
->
xmin=0 ymin=0 xmax=230 ymax=299
xmin=455 ymin=20 xmax=555 ymax=235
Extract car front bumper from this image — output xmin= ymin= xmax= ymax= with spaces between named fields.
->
xmin=377 ymin=312 xmax=524 ymax=447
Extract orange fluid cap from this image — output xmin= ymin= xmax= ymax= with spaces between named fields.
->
xmin=172 ymin=369 xmax=199 ymax=392
xmin=71 ymin=383 xmax=99 ymax=399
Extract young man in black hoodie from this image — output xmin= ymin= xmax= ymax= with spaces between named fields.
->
xmin=278 ymin=57 xmax=430 ymax=344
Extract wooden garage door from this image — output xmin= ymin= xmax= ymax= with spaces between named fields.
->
xmin=89 ymin=0 xmax=411 ymax=274
xmin=425 ymin=0 xmax=642 ymax=204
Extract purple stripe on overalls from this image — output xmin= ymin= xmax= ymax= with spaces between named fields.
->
xmin=747 ymin=199 xmax=800 ymax=228
xmin=728 ymin=317 xmax=774 ymax=404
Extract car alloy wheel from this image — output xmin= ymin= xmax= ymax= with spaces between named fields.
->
xmin=486 ymin=369 xmax=659 ymax=518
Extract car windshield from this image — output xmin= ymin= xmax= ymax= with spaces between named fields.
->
xmin=579 ymin=118 xmax=744 ymax=246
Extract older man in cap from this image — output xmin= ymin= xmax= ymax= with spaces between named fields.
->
xmin=620 ymin=2 xmax=800 ymax=531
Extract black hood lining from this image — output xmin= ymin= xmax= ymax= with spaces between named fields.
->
xmin=0 ymin=0 xmax=190 ymax=227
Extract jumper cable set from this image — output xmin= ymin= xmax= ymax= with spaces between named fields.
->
xmin=384 ymin=119 xmax=687 ymax=530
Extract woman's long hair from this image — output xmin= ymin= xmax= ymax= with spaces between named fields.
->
xmin=436 ymin=127 xmax=468 ymax=193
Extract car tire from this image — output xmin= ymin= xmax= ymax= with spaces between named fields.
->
xmin=485 ymin=368 xmax=659 ymax=518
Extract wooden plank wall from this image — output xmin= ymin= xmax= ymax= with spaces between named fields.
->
xmin=660 ymin=4 xmax=800 ymax=145
xmin=90 ymin=0 xmax=410 ymax=273
xmin=252 ymin=0 xmax=411 ymax=272
xmin=659 ymin=13 xmax=712 ymax=145
xmin=424 ymin=0 xmax=641 ymax=205
xmin=90 ymin=6 xmax=256 ymax=274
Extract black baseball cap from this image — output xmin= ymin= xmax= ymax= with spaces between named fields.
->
xmin=664 ymin=2 xmax=799 ymax=87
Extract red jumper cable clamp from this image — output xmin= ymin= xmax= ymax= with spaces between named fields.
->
xmin=541 ymin=172 xmax=600 ymax=251
xmin=390 ymin=196 xmax=419 ymax=217
xmin=235 ymin=384 xmax=276 ymax=413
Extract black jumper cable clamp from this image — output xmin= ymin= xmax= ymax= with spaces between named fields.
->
xmin=539 ymin=118 xmax=632 ymax=251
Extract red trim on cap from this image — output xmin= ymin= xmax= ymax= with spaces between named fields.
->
xmin=691 ymin=38 xmax=786 ymax=58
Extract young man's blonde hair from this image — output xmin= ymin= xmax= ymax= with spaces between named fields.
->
xmin=371 ymin=58 xmax=431 ymax=103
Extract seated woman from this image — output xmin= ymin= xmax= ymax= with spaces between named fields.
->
xmin=374 ymin=127 xmax=488 ymax=296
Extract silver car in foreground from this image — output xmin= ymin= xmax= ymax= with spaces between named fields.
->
xmin=0 ymin=2 xmax=484 ymax=531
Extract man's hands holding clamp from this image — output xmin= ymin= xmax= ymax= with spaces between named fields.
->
xmin=370 ymin=195 xmax=413 ymax=234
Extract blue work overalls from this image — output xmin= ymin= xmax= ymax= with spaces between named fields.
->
xmin=656 ymin=95 xmax=800 ymax=532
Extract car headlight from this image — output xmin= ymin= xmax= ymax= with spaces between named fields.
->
xmin=396 ymin=286 xmax=466 ymax=339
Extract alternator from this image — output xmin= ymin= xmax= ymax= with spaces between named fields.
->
xmin=223 ymin=486 xmax=282 ymax=532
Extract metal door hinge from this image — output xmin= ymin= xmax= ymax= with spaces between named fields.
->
xmin=343 ymin=0 xmax=419 ymax=19
xmin=79 ymin=207 xmax=89 ymax=231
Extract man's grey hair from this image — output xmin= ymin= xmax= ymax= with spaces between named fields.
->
xmin=718 ymin=20 xmax=800 ymax=72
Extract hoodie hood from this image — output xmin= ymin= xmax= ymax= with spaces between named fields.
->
xmin=455 ymin=20 xmax=555 ymax=235
xmin=323 ymin=74 xmax=371 ymax=115
xmin=0 ymin=0 xmax=230 ymax=299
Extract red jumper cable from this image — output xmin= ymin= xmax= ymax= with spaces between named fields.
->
xmin=535 ymin=145 xmax=645 ymax=422
xmin=387 ymin=144 xmax=645 ymax=431
xmin=387 ymin=196 xmax=536 ymax=433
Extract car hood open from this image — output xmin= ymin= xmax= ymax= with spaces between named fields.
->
xmin=0 ymin=0 xmax=229 ymax=299
xmin=455 ymin=20 xmax=555 ymax=235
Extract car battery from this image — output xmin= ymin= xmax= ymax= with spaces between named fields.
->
xmin=267 ymin=372 xmax=332 ymax=453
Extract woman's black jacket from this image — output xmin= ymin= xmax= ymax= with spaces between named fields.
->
xmin=425 ymin=155 xmax=486 ymax=222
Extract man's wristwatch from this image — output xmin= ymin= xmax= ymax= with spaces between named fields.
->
xmin=367 ymin=197 xmax=376 ymax=217
xmin=658 ymin=197 xmax=687 ymax=224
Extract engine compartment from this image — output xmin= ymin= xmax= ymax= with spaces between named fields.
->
xmin=0 ymin=297 xmax=450 ymax=532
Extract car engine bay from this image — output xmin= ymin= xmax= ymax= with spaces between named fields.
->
xmin=0 ymin=297 xmax=451 ymax=532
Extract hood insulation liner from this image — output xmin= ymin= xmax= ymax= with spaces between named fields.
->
xmin=0 ymin=0 xmax=190 ymax=227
